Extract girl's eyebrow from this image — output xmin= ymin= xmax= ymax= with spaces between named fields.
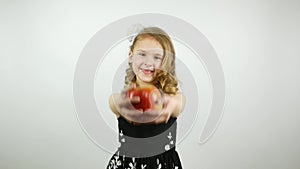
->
xmin=136 ymin=49 xmax=163 ymax=55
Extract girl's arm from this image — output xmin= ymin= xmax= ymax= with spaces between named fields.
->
xmin=109 ymin=94 xmax=120 ymax=118
xmin=109 ymin=92 xmax=185 ymax=124
xmin=109 ymin=93 xmax=144 ymax=122
xmin=144 ymin=92 xmax=186 ymax=124
xmin=170 ymin=92 xmax=186 ymax=117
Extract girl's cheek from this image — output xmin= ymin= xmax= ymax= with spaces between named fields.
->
xmin=132 ymin=57 xmax=143 ymax=65
xmin=134 ymin=61 xmax=143 ymax=67
xmin=155 ymin=62 xmax=162 ymax=69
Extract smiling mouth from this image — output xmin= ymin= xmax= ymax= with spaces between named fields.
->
xmin=139 ymin=68 xmax=154 ymax=75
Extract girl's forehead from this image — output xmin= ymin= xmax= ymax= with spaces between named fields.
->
xmin=134 ymin=37 xmax=163 ymax=50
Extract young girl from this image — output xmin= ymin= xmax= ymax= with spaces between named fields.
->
xmin=107 ymin=27 xmax=185 ymax=169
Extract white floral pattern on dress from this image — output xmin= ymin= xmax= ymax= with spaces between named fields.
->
xmin=108 ymin=152 xmax=122 ymax=169
xmin=107 ymin=120 xmax=182 ymax=169
xmin=120 ymin=130 xmax=126 ymax=143
xmin=167 ymin=132 xmax=172 ymax=140
xmin=157 ymin=158 xmax=162 ymax=169
xmin=165 ymin=144 xmax=170 ymax=151
xmin=141 ymin=164 xmax=147 ymax=169
xmin=165 ymin=132 xmax=174 ymax=151
xmin=127 ymin=157 xmax=136 ymax=169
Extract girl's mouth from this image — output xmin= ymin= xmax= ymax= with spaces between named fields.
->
xmin=139 ymin=68 xmax=154 ymax=75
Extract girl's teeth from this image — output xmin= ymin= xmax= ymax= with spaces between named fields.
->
xmin=140 ymin=69 xmax=153 ymax=74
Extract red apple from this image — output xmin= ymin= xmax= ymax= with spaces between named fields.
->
xmin=126 ymin=85 xmax=163 ymax=112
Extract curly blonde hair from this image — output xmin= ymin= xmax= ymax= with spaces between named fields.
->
xmin=125 ymin=27 xmax=178 ymax=95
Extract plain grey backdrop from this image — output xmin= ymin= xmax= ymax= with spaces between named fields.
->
xmin=1 ymin=0 xmax=300 ymax=169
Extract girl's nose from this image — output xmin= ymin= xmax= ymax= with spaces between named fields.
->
xmin=143 ymin=56 xmax=154 ymax=66
xmin=143 ymin=62 xmax=154 ymax=68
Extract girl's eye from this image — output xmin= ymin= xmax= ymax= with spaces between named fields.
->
xmin=138 ymin=53 xmax=146 ymax=56
xmin=154 ymin=56 xmax=163 ymax=60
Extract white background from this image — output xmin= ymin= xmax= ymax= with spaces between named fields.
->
xmin=1 ymin=0 xmax=300 ymax=169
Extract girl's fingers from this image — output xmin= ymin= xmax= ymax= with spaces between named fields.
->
xmin=163 ymin=96 xmax=170 ymax=106
xmin=153 ymin=112 xmax=170 ymax=124
xmin=164 ymin=112 xmax=171 ymax=123
xmin=151 ymin=105 xmax=172 ymax=124
xmin=143 ymin=109 xmax=161 ymax=118
xmin=142 ymin=108 xmax=167 ymax=124
xmin=119 ymin=107 xmax=145 ymax=123
xmin=118 ymin=96 xmax=140 ymax=108
xmin=131 ymin=83 xmax=137 ymax=88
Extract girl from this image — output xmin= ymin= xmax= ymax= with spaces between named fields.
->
xmin=107 ymin=27 xmax=185 ymax=169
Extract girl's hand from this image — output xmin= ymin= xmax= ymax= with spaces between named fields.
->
xmin=144 ymin=92 xmax=185 ymax=124
xmin=110 ymin=87 xmax=185 ymax=124
xmin=110 ymin=83 xmax=148 ymax=124
xmin=110 ymin=92 xmax=145 ymax=122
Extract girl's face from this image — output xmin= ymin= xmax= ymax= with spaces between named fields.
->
xmin=130 ymin=37 xmax=164 ymax=86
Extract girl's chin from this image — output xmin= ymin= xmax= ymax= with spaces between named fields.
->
xmin=136 ymin=76 xmax=154 ymax=84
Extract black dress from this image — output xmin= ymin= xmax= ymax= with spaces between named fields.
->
xmin=106 ymin=116 xmax=183 ymax=169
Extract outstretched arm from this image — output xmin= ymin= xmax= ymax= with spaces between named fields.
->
xmin=109 ymin=93 xmax=142 ymax=119
xmin=109 ymin=91 xmax=185 ymax=124
xmin=144 ymin=92 xmax=186 ymax=124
